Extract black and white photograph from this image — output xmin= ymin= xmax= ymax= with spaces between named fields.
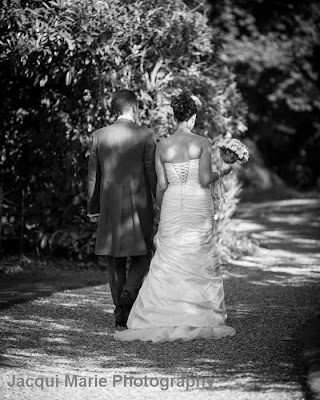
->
xmin=0 ymin=0 xmax=319 ymax=399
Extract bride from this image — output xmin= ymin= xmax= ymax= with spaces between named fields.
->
xmin=114 ymin=92 xmax=236 ymax=342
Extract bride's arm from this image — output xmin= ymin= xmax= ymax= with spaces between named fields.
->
xmin=155 ymin=144 xmax=168 ymax=209
xmin=199 ymin=139 xmax=231 ymax=186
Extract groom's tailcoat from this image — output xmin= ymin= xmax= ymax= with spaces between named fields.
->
xmin=87 ymin=119 xmax=157 ymax=257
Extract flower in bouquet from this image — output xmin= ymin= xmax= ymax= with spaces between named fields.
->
xmin=217 ymin=138 xmax=249 ymax=165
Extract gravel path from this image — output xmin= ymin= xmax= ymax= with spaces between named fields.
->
xmin=1 ymin=198 xmax=319 ymax=400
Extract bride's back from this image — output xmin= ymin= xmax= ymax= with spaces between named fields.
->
xmin=159 ymin=130 xmax=204 ymax=164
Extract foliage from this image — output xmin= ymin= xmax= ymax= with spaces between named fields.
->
xmin=0 ymin=0 xmax=246 ymax=257
xmin=208 ymin=0 xmax=320 ymax=188
xmin=212 ymin=171 xmax=258 ymax=260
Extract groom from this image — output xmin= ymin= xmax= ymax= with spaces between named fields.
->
xmin=87 ymin=89 xmax=157 ymax=327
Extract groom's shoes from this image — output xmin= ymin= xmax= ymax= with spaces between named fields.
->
xmin=115 ymin=291 xmax=134 ymax=328
xmin=115 ymin=307 xmax=127 ymax=328
xmin=115 ymin=319 xmax=127 ymax=328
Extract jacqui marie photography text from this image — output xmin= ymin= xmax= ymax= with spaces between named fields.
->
xmin=7 ymin=374 xmax=216 ymax=391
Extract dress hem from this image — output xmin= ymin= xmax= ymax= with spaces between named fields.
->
xmin=114 ymin=325 xmax=236 ymax=342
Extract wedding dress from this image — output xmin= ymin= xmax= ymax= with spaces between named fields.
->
xmin=114 ymin=158 xmax=236 ymax=342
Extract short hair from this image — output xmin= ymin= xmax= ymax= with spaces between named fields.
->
xmin=170 ymin=92 xmax=198 ymax=122
xmin=111 ymin=89 xmax=137 ymax=115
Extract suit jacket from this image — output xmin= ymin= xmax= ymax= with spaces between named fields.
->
xmin=87 ymin=118 xmax=157 ymax=257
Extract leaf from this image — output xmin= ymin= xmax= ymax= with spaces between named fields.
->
xmin=39 ymin=75 xmax=48 ymax=87
xmin=150 ymin=59 xmax=163 ymax=86
xmin=40 ymin=235 xmax=48 ymax=249
xmin=65 ymin=71 xmax=72 ymax=86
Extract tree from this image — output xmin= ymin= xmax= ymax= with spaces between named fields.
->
xmin=208 ymin=0 xmax=320 ymax=188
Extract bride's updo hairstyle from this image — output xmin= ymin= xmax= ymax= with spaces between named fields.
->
xmin=171 ymin=92 xmax=198 ymax=122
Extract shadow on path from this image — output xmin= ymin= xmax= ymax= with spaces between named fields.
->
xmin=0 ymin=198 xmax=319 ymax=398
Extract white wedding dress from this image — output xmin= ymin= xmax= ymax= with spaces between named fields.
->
xmin=114 ymin=158 xmax=236 ymax=342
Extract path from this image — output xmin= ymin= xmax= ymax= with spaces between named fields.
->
xmin=0 ymin=198 xmax=319 ymax=400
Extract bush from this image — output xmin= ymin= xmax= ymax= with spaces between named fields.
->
xmin=0 ymin=0 xmax=247 ymax=258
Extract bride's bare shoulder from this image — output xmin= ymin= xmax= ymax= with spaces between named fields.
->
xmin=156 ymin=136 xmax=169 ymax=150
xmin=156 ymin=136 xmax=171 ymax=158
xmin=194 ymin=136 xmax=212 ymax=152
xmin=157 ymin=135 xmax=176 ymax=150
xmin=197 ymin=135 xmax=211 ymax=144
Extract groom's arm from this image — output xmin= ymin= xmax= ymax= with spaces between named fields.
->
xmin=143 ymin=129 xmax=157 ymax=198
xmin=87 ymin=131 xmax=101 ymax=217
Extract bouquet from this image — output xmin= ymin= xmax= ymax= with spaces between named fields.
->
xmin=217 ymin=138 xmax=249 ymax=165
xmin=211 ymin=138 xmax=249 ymax=219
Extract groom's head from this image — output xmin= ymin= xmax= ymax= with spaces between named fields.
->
xmin=111 ymin=89 xmax=138 ymax=116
